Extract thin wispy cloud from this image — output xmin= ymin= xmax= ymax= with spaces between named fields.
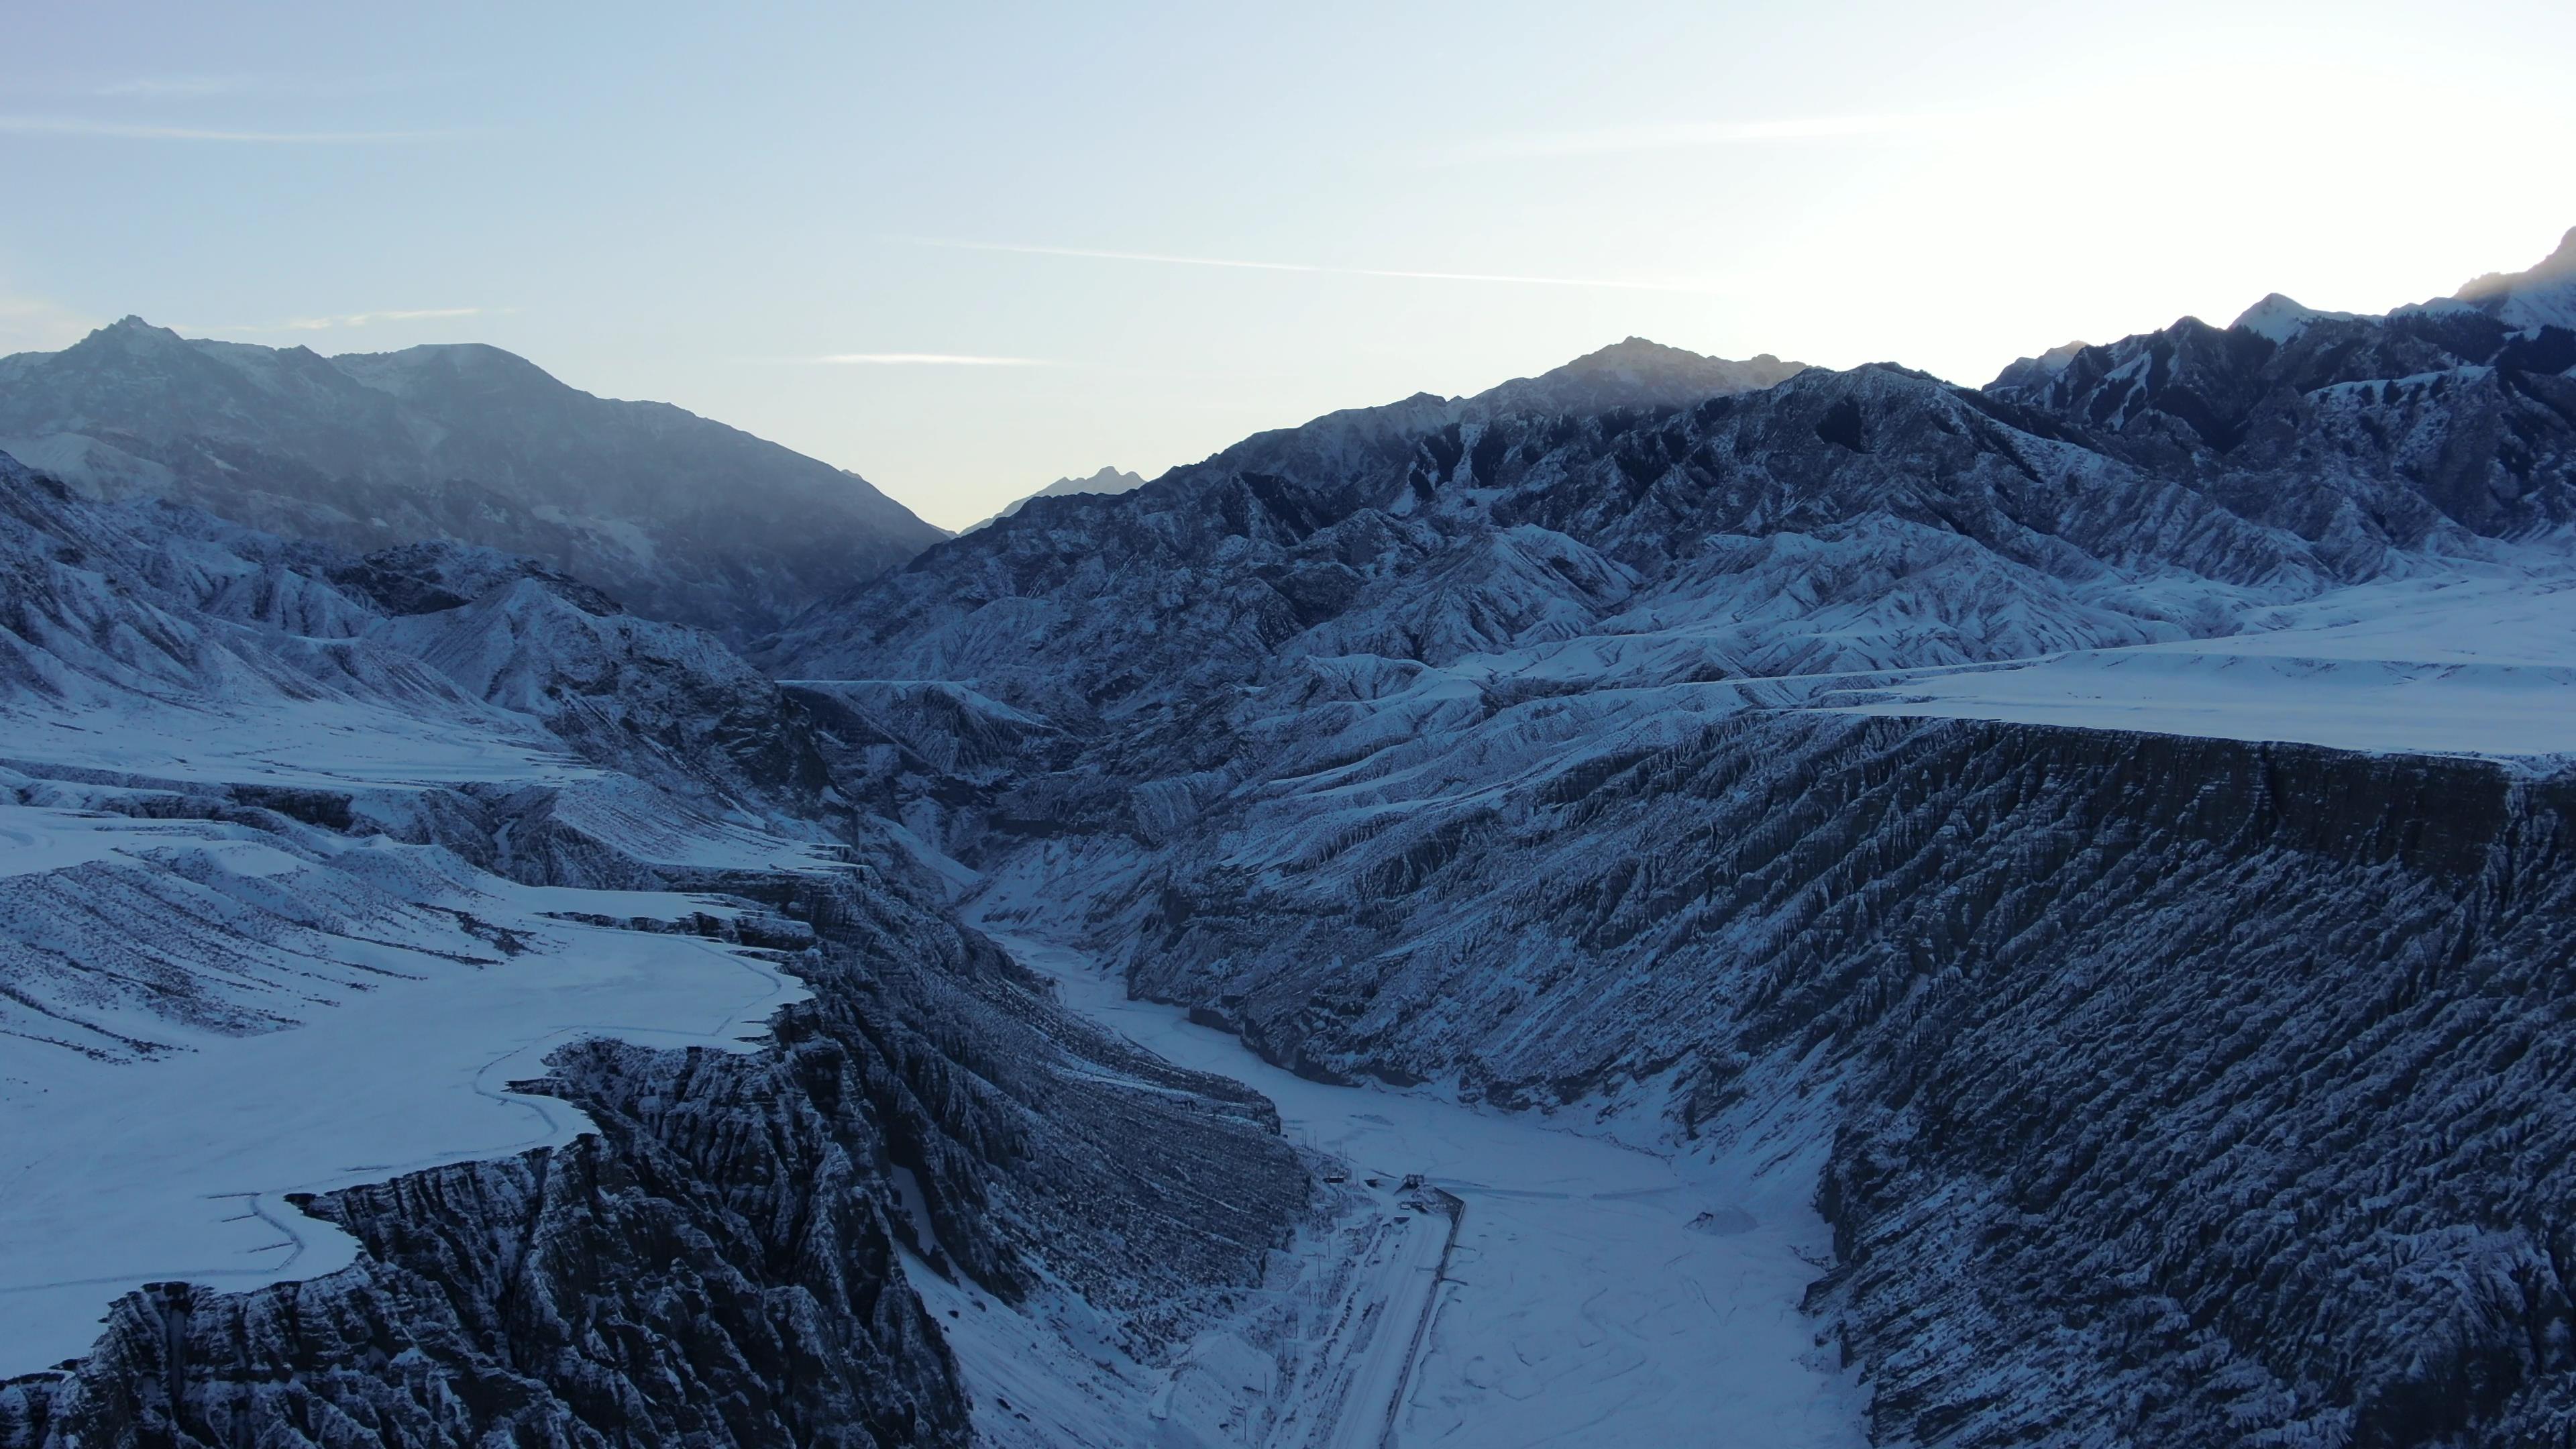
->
xmin=9 ymin=69 xmax=466 ymax=101
xmin=0 ymin=116 xmax=471 ymax=143
xmin=913 ymin=238 xmax=1727 ymax=294
xmin=191 ymin=307 xmax=502 ymax=334
xmin=808 ymin=353 xmax=1053 ymax=366
xmin=91 ymin=76 xmax=261 ymax=99
xmin=1432 ymin=111 xmax=1971 ymax=161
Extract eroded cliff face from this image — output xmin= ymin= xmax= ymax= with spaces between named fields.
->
xmin=1067 ymin=711 xmax=2576 ymax=1446
xmin=1 ymin=869 xmax=1305 ymax=1449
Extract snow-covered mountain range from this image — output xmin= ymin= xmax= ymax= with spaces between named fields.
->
xmin=760 ymin=231 xmax=2576 ymax=1444
xmin=0 ymin=319 xmax=948 ymax=641
xmin=5 ymin=229 xmax=2575 ymax=1448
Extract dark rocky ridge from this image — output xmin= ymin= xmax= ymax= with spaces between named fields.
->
xmin=767 ymin=303 xmax=2574 ymax=729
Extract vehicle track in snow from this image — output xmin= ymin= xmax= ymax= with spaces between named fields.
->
xmin=977 ymin=919 xmax=1868 ymax=1448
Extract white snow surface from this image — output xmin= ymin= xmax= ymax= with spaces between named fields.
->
xmin=1827 ymin=571 xmax=2576 ymax=763
xmin=944 ymin=916 xmax=1868 ymax=1449
xmin=2231 ymin=292 xmax=2359 ymax=343
xmin=0 ymin=838 xmax=805 ymax=1373
xmin=0 ymin=688 xmax=829 ymax=1374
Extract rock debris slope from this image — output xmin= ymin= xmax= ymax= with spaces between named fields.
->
xmin=768 ymin=235 xmax=2576 ymax=1444
xmin=0 ymin=455 xmax=1303 ymax=1447
xmin=0 ymin=320 xmax=947 ymax=640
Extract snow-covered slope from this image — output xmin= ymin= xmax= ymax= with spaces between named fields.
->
xmin=765 ymin=231 xmax=2576 ymax=1446
xmin=0 ymin=319 xmax=947 ymax=640
xmin=2410 ymin=224 xmax=2576 ymax=333
xmin=13 ymin=228 xmax=2576 ymax=1447
xmin=0 ymin=455 xmax=1311 ymax=1447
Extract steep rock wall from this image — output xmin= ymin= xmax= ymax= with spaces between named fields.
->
xmin=1112 ymin=712 xmax=2576 ymax=1444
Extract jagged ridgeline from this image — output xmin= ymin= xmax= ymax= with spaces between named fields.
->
xmin=765 ymin=233 xmax=2576 ymax=1444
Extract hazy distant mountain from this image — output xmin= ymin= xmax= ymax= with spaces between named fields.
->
xmin=767 ymin=334 xmax=1816 ymax=682
xmin=967 ymin=464 xmax=1149 ymax=531
xmin=949 ymin=343 xmax=1802 ymax=536
xmin=0 ymin=319 xmax=947 ymax=640
xmin=1473 ymin=335 xmax=1805 ymax=414
xmin=2412 ymin=223 xmax=2576 ymax=331
xmin=1991 ymin=226 xmax=2576 ymax=384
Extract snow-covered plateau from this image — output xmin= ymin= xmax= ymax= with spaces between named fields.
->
xmin=0 ymin=834 xmax=811 ymax=1375
xmin=1829 ymin=566 xmax=2576 ymax=762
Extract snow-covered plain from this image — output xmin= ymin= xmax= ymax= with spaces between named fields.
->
xmin=964 ymin=922 xmax=1868 ymax=1449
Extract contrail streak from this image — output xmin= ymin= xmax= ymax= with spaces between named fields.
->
xmin=912 ymin=238 xmax=1727 ymax=294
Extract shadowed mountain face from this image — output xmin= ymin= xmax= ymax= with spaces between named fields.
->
xmin=0 ymin=320 xmax=947 ymax=641
xmin=762 ymin=338 xmax=1821 ymax=690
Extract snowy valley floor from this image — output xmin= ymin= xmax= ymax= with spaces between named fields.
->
xmin=941 ymin=917 xmax=1868 ymax=1449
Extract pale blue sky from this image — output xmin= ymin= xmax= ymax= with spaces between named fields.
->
xmin=10 ymin=1 xmax=2573 ymax=527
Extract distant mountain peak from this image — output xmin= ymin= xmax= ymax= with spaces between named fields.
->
xmin=81 ymin=315 xmax=186 ymax=349
xmin=1581 ymin=335 xmax=1710 ymax=363
xmin=2400 ymin=225 xmax=2576 ymax=332
xmin=2231 ymin=293 xmax=2358 ymax=343
xmin=1555 ymin=335 xmax=1784 ymax=376
xmin=0 ymin=319 xmax=945 ymax=639
xmin=2457 ymin=225 xmax=2576 ymax=302
xmin=1476 ymin=337 xmax=1807 ymax=416
xmin=1059 ymin=464 xmax=1146 ymax=491
xmin=969 ymin=464 xmax=1151 ymax=531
